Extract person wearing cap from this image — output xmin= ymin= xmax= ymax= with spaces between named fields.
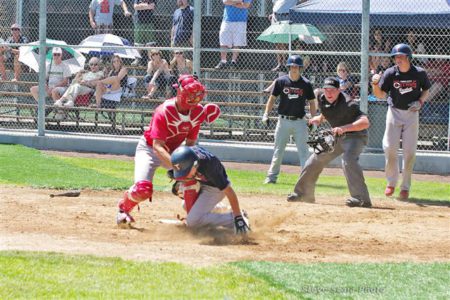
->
xmin=0 ymin=23 xmax=28 ymax=81
xmin=30 ymin=47 xmax=71 ymax=104
xmin=115 ymin=75 xmax=221 ymax=226
xmin=89 ymin=0 xmax=131 ymax=34
xmin=287 ymin=77 xmax=372 ymax=208
xmin=262 ymin=54 xmax=316 ymax=185
xmin=168 ymin=145 xmax=250 ymax=234
xmin=372 ymin=43 xmax=431 ymax=201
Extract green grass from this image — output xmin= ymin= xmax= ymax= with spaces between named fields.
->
xmin=0 ymin=251 xmax=294 ymax=299
xmin=234 ymin=261 xmax=450 ymax=299
xmin=1 ymin=252 xmax=448 ymax=299
xmin=0 ymin=144 xmax=448 ymax=201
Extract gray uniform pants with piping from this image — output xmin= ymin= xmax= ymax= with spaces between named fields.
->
xmin=293 ymin=133 xmax=371 ymax=203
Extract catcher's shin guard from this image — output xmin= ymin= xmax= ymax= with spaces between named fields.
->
xmin=117 ymin=180 xmax=153 ymax=224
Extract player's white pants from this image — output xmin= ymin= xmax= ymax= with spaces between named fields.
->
xmin=382 ymin=106 xmax=419 ymax=191
xmin=186 ymin=185 xmax=234 ymax=229
xmin=134 ymin=136 xmax=162 ymax=182
xmin=266 ymin=117 xmax=310 ymax=182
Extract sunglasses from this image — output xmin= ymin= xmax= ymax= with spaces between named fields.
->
xmin=89 ymin=63 xmax=98 ymax=66
xmin=11 ymin=28 xmax=20 ymax=31
xmin=175 ymin=52 xmax=183 ymax=55
xmin=53 ymin=53 xmax=62 ymax=56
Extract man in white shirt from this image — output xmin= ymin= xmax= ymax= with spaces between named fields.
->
xmin=30 ymin=47 xmax=71 ymax=102
xmin=54 ymin=57 xmax=104 ymax=107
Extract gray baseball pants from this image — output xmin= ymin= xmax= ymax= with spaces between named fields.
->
xmin=293 ymin=134 xmax=371 ymax=203
xmin=266 ymin=116 xmax=310 ymax=182
xmin=382 ymin=107 xmax=419 ymax=191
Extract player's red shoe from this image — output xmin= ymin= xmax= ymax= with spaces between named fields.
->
xmin=384 ymin=186 xmax=395 ymax=197
xmin=398 ymin=190 xmax=409 ymax=200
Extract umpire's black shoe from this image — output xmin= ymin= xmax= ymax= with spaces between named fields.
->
xmin=346 ymin=197 xmax=372 ymax=208
xmin=286 ymin=193 xmax=315 ymax=203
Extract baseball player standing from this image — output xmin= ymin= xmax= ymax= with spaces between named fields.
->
xmin=262 ymin=54 xmax=316 ymax=184
xmin=116 ymin=75 xmax=220 ymax=225
xmin=170 ymin=145 xmax=250 ymax=234
xmin=287 ymin=77 xmax=372 ymax=208
xmin=372 ymin=43 xmax=431 ymax=200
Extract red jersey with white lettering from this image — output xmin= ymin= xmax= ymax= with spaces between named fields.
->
xmin=144 ymin=99 xmax=206 ymax=153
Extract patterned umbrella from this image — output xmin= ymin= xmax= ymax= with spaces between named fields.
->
xmin=257 ymin=21 xmax=326 ymax=49
xmin=19 ymin=39 xmax=86 ymax=74
xmin=78 ymin=34 xmax=141 ymax=59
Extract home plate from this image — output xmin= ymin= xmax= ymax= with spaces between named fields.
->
xmin=159 ymin=219 xmax=184 ymax=225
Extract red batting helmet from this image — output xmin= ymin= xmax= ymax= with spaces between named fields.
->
xmin=175 ymin=75 xmax=206 ymax=111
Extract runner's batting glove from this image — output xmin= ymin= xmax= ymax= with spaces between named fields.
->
xmin=167 ymin=169 xmax=175 ymax=180
xmin=261 ymin=113 xmax=269 ymax=126
xmin=408 ymin=101 xmax=422 ymax=112
xmin=234 ymin=215 xmax=250 ymax=235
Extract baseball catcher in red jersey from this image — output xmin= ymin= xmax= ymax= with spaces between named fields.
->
xmin=116 ymin=75 xmax=221 ymax=226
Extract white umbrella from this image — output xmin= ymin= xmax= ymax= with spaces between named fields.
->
xmin=19 ymin=39 xmax=86 ymax=74
xmin=78 ymin=34 xmax=141 ymax=59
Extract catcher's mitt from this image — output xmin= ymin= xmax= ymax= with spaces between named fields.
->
xmin=307 ymin=129 xmax=335 ymax=155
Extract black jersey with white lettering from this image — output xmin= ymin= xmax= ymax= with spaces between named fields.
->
xmin=191 ymin=146 xmax=230 ymax=191
xmin=379 ymin=65 xmax=431 ymax=110
xmin=272 ymin=74 xmax=315 ymax=118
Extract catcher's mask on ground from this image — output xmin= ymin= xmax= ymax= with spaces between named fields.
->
xmin=171 ymin=146 xmax=199 ymax=180
xmin=174 ymin=75 xmax=206 ymax=111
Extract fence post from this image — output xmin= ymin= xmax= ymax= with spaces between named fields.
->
xmin=192 ymin=0 xmax=202 ymax=77
xmin=37 ymin=0 xmax=47 ymax=136
xmin=359 ymin=0 xmax=370 ymax=113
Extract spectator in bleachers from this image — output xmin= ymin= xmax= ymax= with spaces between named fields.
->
xmin=89 ymin=0 xmax=132 ymax=34
xmin=314 ymin=62 xmax=356 ymax=100
xmin=142 ymin=49 xmax=172 ymax=99
xmin=54 ymin=57 xmax=104 ymax=108
xmin=406 ymin=30 xmax=427 ymax=66
xmin=30 ymin=47 xmax=71 ymax=103
xmin=131 ymin=0 xmax=156 ymax=66
xmin=215 ymin=0 xmax=253 ymax=69
xmin=170 ymin=50 xmax=193 ymax=77
xmin=0 ymin=23 xmax=28 ymax=81
xmin=268 ymin=0 xmax=300 ymax=72
xmin=425 ymin=55 xmax=450 ymax=102
xmin=375 ymin=56 xmax=393 ymax=74
xmin=93 ymin=55 xmax=128 ymax=107
xmin=336 ymin=62 xmax=356 ymax=98
xmin=171 ymin=0 xmax=194 ymax=48
xmin=369 ymin=29 xmax=391 ymax=74
xmin=168 ymin=50 xmax=193 ymax=96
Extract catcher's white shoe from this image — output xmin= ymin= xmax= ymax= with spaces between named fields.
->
xmin=116 ymin=210 xmax=135 ymax=226
xmin=64 ymin=100 xmax=74 ymax=107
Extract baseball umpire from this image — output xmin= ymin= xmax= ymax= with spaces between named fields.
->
xmin=372 ymin=43 xmax=431 ymax=200
xmin=287 ymin=77 xmax=372 ymax=208
xmin=116 ymin=75 xmax=220 ymax=226
xmin=170 ymin=145 xmax=250 ymax=234
xmin=262 ymin=54 xmax=316 ymax=184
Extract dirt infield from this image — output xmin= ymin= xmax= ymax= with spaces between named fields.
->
xmin=1 ymin=185 xmax=449 ymax=266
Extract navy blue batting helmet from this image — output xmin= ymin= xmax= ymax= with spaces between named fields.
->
xmin=391 ymin=43 xmax=413 ymax=60
xmin=286 ymin=55 xmax=303 ymax=67
xmin=171 ymin=146 xmax=199 ymax=179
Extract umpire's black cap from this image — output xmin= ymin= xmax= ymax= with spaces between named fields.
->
xmin=323 ymin=77 xmax=340 ymax=89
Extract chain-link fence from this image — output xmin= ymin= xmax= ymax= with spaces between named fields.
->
xmin=0 ymin=0 xmax=449 ymax=151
